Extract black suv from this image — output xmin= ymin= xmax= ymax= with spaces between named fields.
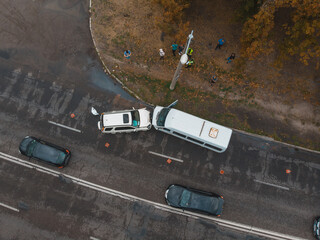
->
xmin=165 ymin=184 xmax=224 ymax=216
xmin=19 ymin=136 xmax=71 ymax=168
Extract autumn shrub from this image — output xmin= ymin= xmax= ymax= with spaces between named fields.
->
xmin=241 ymin=0 xmax=320 ymax=67
xmin=235 ymin=0 xmax=262 ymax=23
xmin=152 ymin=0 xmax=191 ymax=42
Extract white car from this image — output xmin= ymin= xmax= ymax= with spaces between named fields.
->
xmin=97 ymin=108 xmax=151 ymax=134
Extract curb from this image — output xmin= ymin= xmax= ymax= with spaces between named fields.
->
xmin=88 ymin=0 xmax=319 ymax=154
xmin=234 ymin=129 xmax=320 ymax=154
xmin=88 ymin=0 xmax=154 ymax=107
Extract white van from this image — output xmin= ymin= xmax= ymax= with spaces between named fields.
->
xmin=152 ymin=106 xmax=232 ymax=153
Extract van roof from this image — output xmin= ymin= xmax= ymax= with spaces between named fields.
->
xmin=165 ymin=108 xmax=232 ymax=148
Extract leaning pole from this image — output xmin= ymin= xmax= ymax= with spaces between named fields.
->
xmin=169 ymin=30 xmax=194 ymax=91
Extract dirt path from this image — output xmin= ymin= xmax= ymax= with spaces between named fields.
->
xmin=90 ymin=0 xmax=320 ymax=151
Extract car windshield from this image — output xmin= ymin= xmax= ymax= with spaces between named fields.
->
xmin=33 ymin=143 xmax=66 ymax=165
xmin=131 ymin=110 xmax=140 ymax=127
xmin=156 ymin=108 xmax=171 ymax=127
xmin=179 ymin=190 xmax=191 ymax=207
xmin=26 ymin=140 xmax=38 ymax=157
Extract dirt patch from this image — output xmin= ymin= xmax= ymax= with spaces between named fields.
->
xmin=90 ymin=0 xmax=320 ymax=151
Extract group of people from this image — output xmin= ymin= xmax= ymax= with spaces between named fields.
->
xmin=124 ymin=38 xmax=236 ymax=86
xmin=159 ymin=42 xmax=194 ymax=68
xmin=170 ymin=43 xmax=184 ymax=57
xmin=210 ymin=38 xmax=236 ymax=85
xmin=215 ymin=38 xmax=236 ymax=63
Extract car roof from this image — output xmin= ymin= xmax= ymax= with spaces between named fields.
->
xmin=188 ymin=191 xmax=219 ymax=213
xmin=102 ymin=111 xmax=132 ymax=127
xmin=33 ymin=141 xmax=66 ymax=165
xmin=167 ymin=185 xmax=222 ymax=214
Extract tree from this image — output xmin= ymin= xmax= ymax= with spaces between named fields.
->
xmin=235 ymin=0 xmax=262 ymax=23
xmin=241 ymin=0 xmax=320 ymax=67
xmin=153 ymin=0 xmax=190 ymax=42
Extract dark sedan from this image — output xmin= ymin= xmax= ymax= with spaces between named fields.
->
xmin=165 ymin=184 xmax=224 ymax=216
xmin=19 ymin=136 xmax=71 ymax=168
xmin=314 ymin=217 xmax=320 ymax=240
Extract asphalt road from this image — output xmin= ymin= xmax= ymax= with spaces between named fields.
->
xmin=0 ymin=0 xmax=319 ymax=240
xmin=1 ymin=159 xmax=261 ymax=240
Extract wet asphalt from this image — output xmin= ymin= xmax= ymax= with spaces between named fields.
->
xmin=0 ymin=0 xmax=319 ymax=240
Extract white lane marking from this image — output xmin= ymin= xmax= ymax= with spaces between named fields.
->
xmin=254 ymin=179 xmax=290 ymax=191
xmin=90 ymin=237 xmax=100 ymax=240
xmin=0 ymin=151 xmax=305 ymax=240
xmin=48 ymin=120 xmax=82 ymax=133
xmin=148 ymin=151 xmax=184 ymax=163
xmin=154 ymin=205 xmax=199 ymax=220
xmin=0 ymin=202 xmax=20 ymax=212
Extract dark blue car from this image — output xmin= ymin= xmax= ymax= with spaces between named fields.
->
xmin=19 ymin=136 xmax=71 ymax=168
xmin=165 ymin=184 xmax=224 ymax=216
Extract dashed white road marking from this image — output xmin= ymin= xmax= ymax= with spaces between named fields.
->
xmin=0 ymin=202 xmax=20 ymax=212
xmin=148 ymin=151 xmax=184 ymax=163
xmin=0 ymin=151 xmax=305 ymax=240
xmin=48 ymin=120 xmax=82 ymax=133
xmin=89 ymin=237 xmax=100 ymax=240
xmin=254 ymin=179 xmax=290 ymax=191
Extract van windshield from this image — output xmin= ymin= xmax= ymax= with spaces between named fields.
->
xmin=157 ymin=108 xmax=171 ymax=126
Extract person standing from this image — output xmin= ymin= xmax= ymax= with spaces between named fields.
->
xmin=185 ymin=58 xmax=194 ymax=68
xmin=227 ymin=53 xmax=235 ymax=63
xmin=215 ymin=38 xmax=225 ymax=50
xmin=171 ymin=42 xmax=178 ymax=56
xmin=159 ymin=49 xmax=165 ymax=60
xmin=124 ymin=50 xmax=131 ymax=59
xmin=178 ymin=45 xmax=184 ymax=55
xmin=187 ymin=48 xmax=193 ymax=58
xmin=210 ymin=75 xmax=217 ymax=86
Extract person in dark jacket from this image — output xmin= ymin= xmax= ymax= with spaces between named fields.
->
xmin=210 ymin=75 xmax=217 ymax=86
xmin=227 ymin=53 xmax=235 ymax=63
xmin=178 ymin=45 xmax=184 ymax=55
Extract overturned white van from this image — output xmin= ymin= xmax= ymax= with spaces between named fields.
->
xmin=152 ymin=106 xmax=232 ymax=153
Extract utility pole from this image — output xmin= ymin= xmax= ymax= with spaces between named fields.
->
xmin=170 ymin=30 xmax=194 ymax=91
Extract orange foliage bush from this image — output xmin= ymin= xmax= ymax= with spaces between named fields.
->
xmin=152 ymin=0 xmax=190 ymax=42
xmin=241 ymin=0 xmax=320 ymax=67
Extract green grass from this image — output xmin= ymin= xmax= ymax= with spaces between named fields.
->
xmin=220 ymin=86 xmax=232 ymax=92
xmin=111 ymin=69 xmax=320 ymax=151
xmin=111 ymin=33 xmax=130 ymax=47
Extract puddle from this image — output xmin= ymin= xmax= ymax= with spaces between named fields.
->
xmin=89 ymin=66 xmax=136 ymax=101
xmin=0 ymin=50 xmax=10 ymax=60
xmin=43 ymin=0 xmax=85 ymax=18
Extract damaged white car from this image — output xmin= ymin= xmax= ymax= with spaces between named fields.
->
xmin=92 ymin=107 xmax=151 ymax=134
